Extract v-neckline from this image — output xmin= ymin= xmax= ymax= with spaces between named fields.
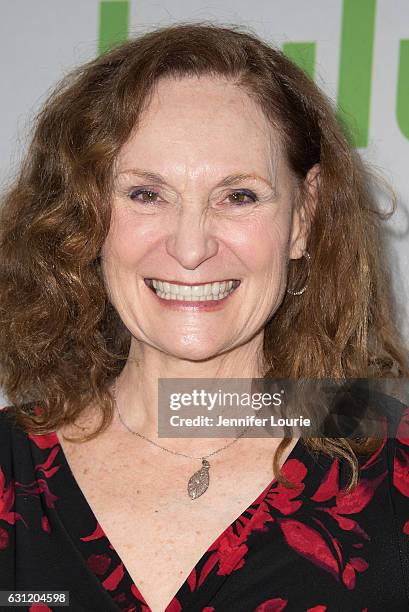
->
xmin=51 ymin=429 xmax=304 ymax=612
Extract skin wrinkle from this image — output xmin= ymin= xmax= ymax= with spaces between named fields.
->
xmin=114 ymin=75 xmax=281 ymax=202
xmin=114 ymin=171 xmax=278 ymax=210
xmin=115 ymin=170 xmax=277 ymax=193
xmin=100 ymin=75 xmax=310 ymax=449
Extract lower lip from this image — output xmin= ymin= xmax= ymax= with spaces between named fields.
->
xmin=144 ymin=281 xmax=240 ymax=311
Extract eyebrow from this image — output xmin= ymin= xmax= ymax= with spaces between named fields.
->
xmin=116 ymin=168 xmax=275 ymax=190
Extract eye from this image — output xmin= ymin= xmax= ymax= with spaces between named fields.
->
xmin=128 ymin=188 xmax=160 ymax=203
xmin=227 ymin=190 xmax=258 ymax=205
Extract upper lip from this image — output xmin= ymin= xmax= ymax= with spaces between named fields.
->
xmin=144 ymin=278 xmax=240 ymax=286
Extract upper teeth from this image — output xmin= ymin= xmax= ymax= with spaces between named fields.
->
xmin=150 ymin=279 xmax=237 ymax=299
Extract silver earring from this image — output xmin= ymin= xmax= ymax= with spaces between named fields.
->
xmin=287 ymin=251 xmax=311 ymax=296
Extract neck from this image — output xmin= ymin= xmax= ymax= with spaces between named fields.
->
xmin=111 ymin=333 xmax=268 ymax=455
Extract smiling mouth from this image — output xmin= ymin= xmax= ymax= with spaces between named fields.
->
xmin=144 ymin=278 xmax=241 ymax=301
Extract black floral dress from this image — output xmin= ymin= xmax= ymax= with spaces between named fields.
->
xmin=0 ymin=399 xmax=409 ymax=612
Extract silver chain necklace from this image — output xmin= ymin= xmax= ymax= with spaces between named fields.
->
xmin=112 ymin=381 xmax=251 ymax=500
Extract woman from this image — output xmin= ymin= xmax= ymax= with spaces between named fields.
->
xmin=0 ymin=23 xmax=408 ymax=612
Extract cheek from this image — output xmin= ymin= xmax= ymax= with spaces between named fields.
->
xmin=233 ymin=214 xmax=291 ymax=272
xmin=101 ymin=211 xmax=157 ymax=270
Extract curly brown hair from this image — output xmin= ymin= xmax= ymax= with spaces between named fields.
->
xmin=1 ymin=23 xmax=408 ymax=491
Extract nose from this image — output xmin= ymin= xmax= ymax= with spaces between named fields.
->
xmin=165 ymin=206 xmax=219 ymax=269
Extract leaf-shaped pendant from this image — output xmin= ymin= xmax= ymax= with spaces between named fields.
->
xmin=187 ymin=458 xmax=210 ymax=499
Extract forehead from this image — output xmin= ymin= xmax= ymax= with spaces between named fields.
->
xmin=116 ymin=75 xmax=282 ymax=179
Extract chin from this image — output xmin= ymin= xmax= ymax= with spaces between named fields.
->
xmin=163 ymin=341 xmax=225 ymax=362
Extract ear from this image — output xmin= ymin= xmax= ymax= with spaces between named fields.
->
xmin=289 ymin=164 xmax=320 ymax=260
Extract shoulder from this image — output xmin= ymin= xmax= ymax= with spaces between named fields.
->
xmin=0 ymin=404 xmax=42 ymax=479
xmin=0 ymin=407 xmax=19 ymax=530
xmin=0 ymin=405 xmax=23 ymax=475
xmin=390 ymin=400 xmax=409 ymax=518
xmin=0 ymin=404 xmax=30 ymax=445
xmin=385 ymin=396 xmax=409 ymax=602
xmin=0 ymin=404 xmax=16 ymax=427
xmin=0 ymin=405 xmax=17 ymax=452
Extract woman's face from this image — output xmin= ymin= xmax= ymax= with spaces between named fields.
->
xmin=101 ymin=75 xmax=309 ymax=361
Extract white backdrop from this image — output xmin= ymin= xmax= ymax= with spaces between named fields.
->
xmin=0 ymin=1 xmax=408 ymax=405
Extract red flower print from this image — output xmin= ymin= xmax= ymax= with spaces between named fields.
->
xmin=196 ymin=491 xmax=277 ymax=588
xmin=278 ymin=518 xmax=340 ymax=579
xmin=255 ymin=597 xmax=288 ymax=611
xmin=80 ymin=521 xmax=105 ymax=542
xmin=334 ymin=472 xmax=387 ymax=516
xmin=263 ymin=456 xmax=385 ymax=589
xmin=311 ymin=459 xmax=339 ymax=503
xmin=396 ymin=407 xmax=409 ymax=444
xmin=393 ymin=407 xmax=409 ymax=539
xmin=235 ymin=502 xmax=275 ymax=539
xmin=197 ymin=526 xmax=249 ymax=585
xmin=0 ymin=466 xmax=26 ymax=528
xmin=34 ymin=446 xmax=61 ymax=479
xmin=341 ymin=556 xmax=369 ymax=589
xmin=118 ymin=605 xmax=137 ymax=612
xmin=214 ymin=529 xmax=248 ymax=575
xmin=307 ymin=607 xmax=327 ymax=611
xmin=29 ymin=431 xmax=58 ymax=450
xmin=29 ymin=606 xmax=53 ymax=611
xmin=114 ymin=592 xmax=126 ymax=603
xmin=41 ymin=515 xmax=51 ymax=533
xmin=130 ymin=583 xmax=150 ymax=609
xmin=186 ymin=567 xmax=197 ymax=591
xmin=165 ymin=598 xmax=182 ymax=612
xmin=0 ymin=421 xmax=62 ymax=551
xmin=394 ymin=446 xmax=409 ymax=498
xmin=0 ymin=525 xmax=9 ymax=549
xmin=317 ymin=470 xmax=387 ymax=539
xmin=360 ymin=436 xmax=386 ymax=470
xmin=312 ymin=458 xmax=386 ymax=518
xmin=103 ymin=561 xmax=125 ymax=590
xmin=15 ymin=477 xmax=59 ymax=510
xmin=197 ymin=552 xmax=219 ymax=588
xmin=12 ymin=443 xmax=61 ymax=512
xmin=266 ymin=459 xmax=306 ymax=514
xmin=86 ymin=552 xmax=112 ymax=575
